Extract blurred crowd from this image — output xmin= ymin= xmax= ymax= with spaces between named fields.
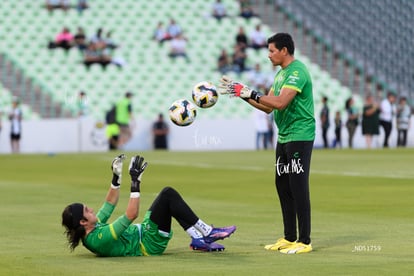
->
xmin=319 ymin=92 xmax=412 ymax=149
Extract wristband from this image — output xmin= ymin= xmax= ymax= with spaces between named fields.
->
xmin=251 ymin=90 xmax=263 ymax=103
xmin=111 ymin=174 xmax=120 ymax=187
xmin=111 ymin=183 xmax=121 ymax=189
xmin=130 ymin=192 xmax=140 ymax=198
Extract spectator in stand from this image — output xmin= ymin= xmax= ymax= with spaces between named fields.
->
xmin=239 ymin=0 xmax=257 ymax=19
xmin=83 ymin=42 xmax=112 ymax=70
xmin=249 ymin=24 xmax=267 ymax=50
xmin=217 ymin=49 xmax=232 ymax=74
xmin=90 ymin=28 xmax=106 ymax=51
xmin=153 ymin=22 xmax=169 ymax=45
xmin=212 ymin=0 xmax=227 ymax=21
xmin=246 ymin=63 xmax=268 ymax=93
xmin=232 ymin=44 xmax=247 ymax=74
xmin=362 ymin=94 xmax=380 ymax=149
xmin=76 ymin=0 xmax=89 ymax=15
xmin=152 ymin=113 xmax=169 ymax=150
xmin=45 ymin=0 xmax=70 ymax=14
xmin=396 ymin=96 xmax=411 ymax=147
xmin=235 ymin=26 xmax=248 ymax=50
xmin=48 ymin=27 xmax=74 ymax=52
xmin=168 ymin=34 xmax=190 ymax=62
xmin=166 ymin=19 xmax=182 ymax=40
xmin=74 ymin=27 xmax=88 ymax=52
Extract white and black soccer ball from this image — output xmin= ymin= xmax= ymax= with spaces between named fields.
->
xmin=168 ymin=99 xmax=197 ymax=126
xmin=191 ymin=81 xmax=218 ymax=108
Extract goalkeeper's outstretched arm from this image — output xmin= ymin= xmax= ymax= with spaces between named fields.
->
xmin=125 ymin=155 xmax=148 ymax=221
xmin=105 ymin=154 xmax=126 ymax=206
xmin=247 ymin=88 xmax=297 ymax=112
xmin=218 ymin=75 xmax=297 ymax=113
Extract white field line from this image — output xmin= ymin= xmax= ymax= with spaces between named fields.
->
xmin=150 ymin=160 xmax=414 ymax=180
xmin=311 ymin=170 xmax=414 ymax=180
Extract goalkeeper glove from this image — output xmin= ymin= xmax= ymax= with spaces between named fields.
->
xmin=111 ymin=154 xmax=126 ymax=189
xmin=218 ymin=75 xmax=263 ymax=102
xmin=129 ymin=155 xmax=148 ymax=195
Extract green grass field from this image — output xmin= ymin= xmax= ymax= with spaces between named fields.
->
xmin=1 ymin=149 xmax=413 ymax=275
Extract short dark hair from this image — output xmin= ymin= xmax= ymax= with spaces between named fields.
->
xmin=267 ymin=33 xmax=295 ymax=55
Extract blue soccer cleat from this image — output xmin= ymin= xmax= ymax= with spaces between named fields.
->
xmin=203 ymin=225 xmax=236 ymax=244
xmin=190 ymin=238 xmax=225 ymax=252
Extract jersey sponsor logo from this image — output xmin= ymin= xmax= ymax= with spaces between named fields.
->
xmin=276 ymin=156 xmax=304 ymax=176
xmin=287 ymin=74 xmax=299 ymax=85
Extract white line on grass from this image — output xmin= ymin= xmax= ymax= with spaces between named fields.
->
xmin=150 ymin=160 xmax=265 ymax=171
xmin=311 ymin=170 xmax=414 ymax=180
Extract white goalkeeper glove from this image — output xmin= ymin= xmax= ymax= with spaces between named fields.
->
xmin=111 ymin=154 xmax=126 ymax=189
xmin=218 ymin=75 xmax=263 ymax=102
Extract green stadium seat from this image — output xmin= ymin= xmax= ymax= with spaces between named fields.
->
xmin=0 ymin=0 xmax=354 ymax=120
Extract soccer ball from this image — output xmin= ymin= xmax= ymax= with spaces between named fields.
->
xmin=191 ymin=81 xmax=218 ymax=108
xmin=168 ymin=99 xmax=197 ymax=126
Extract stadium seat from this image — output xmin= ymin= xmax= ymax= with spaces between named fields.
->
xmin=0 ymin=0 xmax=362 ymax=120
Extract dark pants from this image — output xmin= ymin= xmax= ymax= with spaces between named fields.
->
xmin=346 ymin=122 xmax=357 ymax=148
xmin=154 ymin=136 xmax=168 ymax=149
xmin=149 ymin=187 xmax=199 ymax=233
xmin=379 ymin=120 xmax=392 ymax=148
xmin=322 ymin=127 xmax=329 ymax=148
xmin=397 ymin=129 xmax=408 ymax=147
xmin=275 ymin=141 xmax=313 ymax=244
xmin=333 ymin=127 xmax=341 ymax=148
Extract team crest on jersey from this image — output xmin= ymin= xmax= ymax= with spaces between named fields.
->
xmin=276 ymin=73 xmax=285 ymax=84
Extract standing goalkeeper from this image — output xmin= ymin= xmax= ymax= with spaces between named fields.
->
xmin=219 ymin=33 xmax=315 ymax=254
xmin=61 ymin=154 xmax=236 ymax=256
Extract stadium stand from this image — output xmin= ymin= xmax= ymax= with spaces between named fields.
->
xmin=272 ymin=0 xmax=414 ymax=100
xmin=0 ymin=83 xmax=39 ymax=120
xmin=0 ymin=0 xmax=359 ymax=121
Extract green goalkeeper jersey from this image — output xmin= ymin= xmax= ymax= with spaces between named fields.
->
xmin=82 ymin=202 xmax=142 ymax=257
xmin=271 ymin=60 xmax=315 ymax=143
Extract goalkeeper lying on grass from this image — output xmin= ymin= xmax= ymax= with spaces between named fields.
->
xmin=61 ymin=154 xmax=236 ymax=256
